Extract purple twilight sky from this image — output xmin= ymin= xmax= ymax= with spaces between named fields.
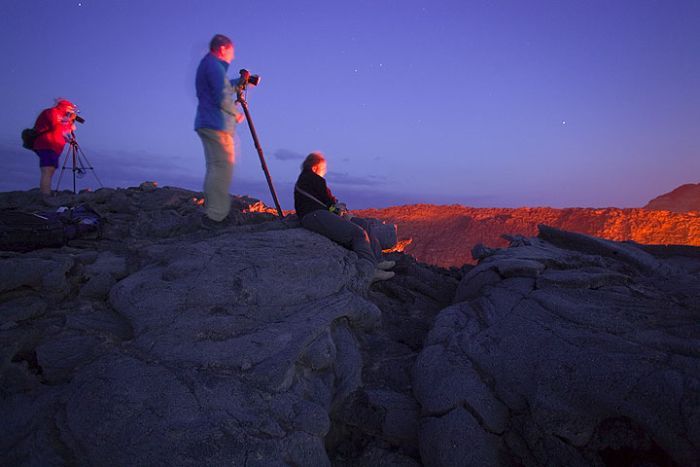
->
xmin=1 ymin=0 xmax=698 ymax=209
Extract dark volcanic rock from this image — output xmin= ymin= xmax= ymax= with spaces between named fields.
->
xmin=3 ymin=185 xmax=699 ymax=466
xmin=327 ymin=254 xmax=462 ymax=465
xmin=1 ymin=185 xmax=464 ymax=466
xmin=0 ymin=185 xmax=384 ymax=465
xmin=413 ymin=225 xmax=700 ymax=466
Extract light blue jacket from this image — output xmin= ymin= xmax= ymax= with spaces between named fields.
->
xmin=194 ymin=53 xmax=241 ymax=133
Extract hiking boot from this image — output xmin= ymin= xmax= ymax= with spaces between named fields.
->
xmin=200 ymin=215 xmax=227 ymax=230
xmin=377 ymin=260 xmax=396 ymax=270
xmin=372 ymin=268 xmax=395 ymax=282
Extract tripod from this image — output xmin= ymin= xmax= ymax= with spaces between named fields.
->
xmin=55 ymin=132 xmax=103 ymax=194
xmin=237 ymin=82 xmax=284 ymax=218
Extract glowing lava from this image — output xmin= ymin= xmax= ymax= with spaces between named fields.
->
xmin=356 ymin=205 xmax=700 ymax=268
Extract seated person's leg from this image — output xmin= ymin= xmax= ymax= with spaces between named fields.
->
xmin=350 ymin=216 xmax=383 ymax=261
xmin=301 ymin=210 xmax=376 ymax=265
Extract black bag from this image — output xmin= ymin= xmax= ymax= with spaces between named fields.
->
xmin=57 ymin=204 xmax=103 ymax=240
xmin=21 ymin=128 xmax=38 ymax=150
xmin=0 ymin=205 xmax=103 ymax=252
xmin=0 ymin=211 xmax=66 ymax=252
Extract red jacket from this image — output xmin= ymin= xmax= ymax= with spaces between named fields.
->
xmin=33 ymin=107 xmax=72 ymax=153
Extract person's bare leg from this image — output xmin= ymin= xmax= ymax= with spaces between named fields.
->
xmin=40 ymin=166 xmax=56 ymax=195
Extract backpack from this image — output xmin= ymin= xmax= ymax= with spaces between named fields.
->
xmin=0 ymin=211 xmax=66 ymax=252
xmin=21 ymin=128 xmax=38 ymax=150
xmin=0 ymin=205 xmax=103 ymax=252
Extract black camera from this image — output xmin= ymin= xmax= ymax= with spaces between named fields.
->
xmin=238 ymin=69 xmax=261 ymax=87
xmin=67 ymin=110 xmax=85 ymax=124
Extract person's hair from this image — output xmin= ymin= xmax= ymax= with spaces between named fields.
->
xmin=55 ymin=98 xmax=74 ymax=109
xmin=209 ymin=34 xmax=233 ymax=51
xmin=301 ymin=152 xmax=326 ymax=171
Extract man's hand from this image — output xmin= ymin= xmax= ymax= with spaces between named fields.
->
xmin=235 ymin=113 xmax=245 ymax=124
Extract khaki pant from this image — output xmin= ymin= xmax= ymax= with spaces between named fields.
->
xmin=197 ymin=128 xmax=234 ymax=221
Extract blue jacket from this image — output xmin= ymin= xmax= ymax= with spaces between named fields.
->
xmin=194 ymin=53 xmax=241 ymax=133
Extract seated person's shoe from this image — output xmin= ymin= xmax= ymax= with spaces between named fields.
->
xmin=372 ymin=269 xmax=395 ymax=282
xmin=377 ymin=260 xmax=396 ymax=270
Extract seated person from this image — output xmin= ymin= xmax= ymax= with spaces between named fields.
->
xmin=294 ymin=152 xmax=395 ymax=282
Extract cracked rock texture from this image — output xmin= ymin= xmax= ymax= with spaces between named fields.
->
xmin=2 ymin=185 xmax=699 ymax=466
xmin=1 ymin=186 xmax=464 ymax=466
xmin=413 ymin=225 xmax=700 ymax=466
xmin=0 ymin=186 xmax=407 ymax=466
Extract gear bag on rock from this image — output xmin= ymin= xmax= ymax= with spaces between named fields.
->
xmin=0 ymin=205 xmax=103 ymax=252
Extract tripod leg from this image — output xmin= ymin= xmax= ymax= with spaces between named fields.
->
xmin=72 ymin=148 xmax=77 ymax=194
xmin=237 ymin=95 xmax=284 ymax=217
xmin=75 ymin=144 xmax=104 ymax=188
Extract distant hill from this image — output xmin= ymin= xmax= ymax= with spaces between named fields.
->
xmin=644 ymin=183 xmax=700 ymax=212
xmin=356 ymin=204 xmax=700 ymax=267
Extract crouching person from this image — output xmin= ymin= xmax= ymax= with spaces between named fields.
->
xmin=294 ymin=152 xmax=395 ymax=282
xmin=32 ymin=99 xmax=78 ymax=195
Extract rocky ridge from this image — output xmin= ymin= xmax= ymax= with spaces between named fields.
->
xmin=644 ymin=183 xmax=700 ymax=212
xmin=1 ymin=185 xmax=699 ymax=466
xmin=356 ymin=204 xmax=700 ymax=267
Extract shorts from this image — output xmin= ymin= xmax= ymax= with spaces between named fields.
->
xmin=35 ymin=149 xmax=61 ymax=168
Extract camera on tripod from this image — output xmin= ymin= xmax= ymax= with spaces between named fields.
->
xmin=238 ymin=69 xmax=261 ymax=87
xmin=68 ymin=110 xmax=85 ymax=124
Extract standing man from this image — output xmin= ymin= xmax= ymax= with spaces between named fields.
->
xmin=194 ymin=34 xmax=245 ymax=226
xmin=32 ymin=99 xmax=78 ymax=195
